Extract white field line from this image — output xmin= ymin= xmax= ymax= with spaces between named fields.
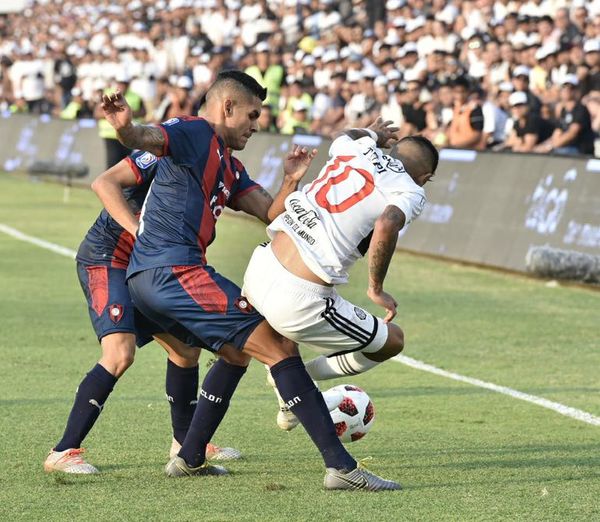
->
xmin=0 ymin=223 xmax=76 ymax=259
xmin=2 ymin=222 xmax=598 ymax=427
xmin=394 ymin=354 xmax=600 ymax=426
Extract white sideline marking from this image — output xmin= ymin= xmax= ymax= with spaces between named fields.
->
xmin=3 ymin=222 xmax=598 ymax=427
xmin=0 ymin=223 xmax=76 ymax=259
xmin=394 ymin=355 xmax=600 ymax=426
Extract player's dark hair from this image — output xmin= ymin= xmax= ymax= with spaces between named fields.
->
xmin=209 ymin=70 xmax=267 ymax=102
xmin=396 ymin=135 xmax=439 ymax=174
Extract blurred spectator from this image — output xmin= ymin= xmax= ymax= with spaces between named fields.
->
xmin=503 ymin=91 xmax=554 ymax=152
xmin=2 ymin=0 xmax=600 ymax=156
xmin=60 ymin=87 xmax=93 ymax=120
xmin=163 ymin=76 xmax=195 ymax=120
xmin=257 ymin=104 xmax=277 ymax=133
xmin=245 ymin=41 xmax=285 ymax=114
xmin=536 ymin=75 xmax=595 ymax=155
xmin=447 ymin=76 xmax=484 ymax=149
xmin=281 ymin=99 xmax=312 ymax=135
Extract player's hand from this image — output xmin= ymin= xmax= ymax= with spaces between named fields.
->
xmin=101 ymin=90 xmax=133 ymax=131
xmin=283 ymin=145 xmax=318 ymax=182
xmin=367 ymin=287 xmax=398 ymax=323
xmin=368 ymin=117 xmax=400 ymax=148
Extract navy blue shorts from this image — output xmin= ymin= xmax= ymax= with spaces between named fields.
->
xmin=77 ymin=262 xmax=160 ymax=347
xmin=127 ymin=265 xmax=264 ymax=353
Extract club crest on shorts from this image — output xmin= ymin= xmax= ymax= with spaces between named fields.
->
xmin=108 ymin=304 xmax=124 ymax=323
xmin=234 ymin=297 xmax=254 ymax=314
xmin=354 ymin=307 xmax=367 ymax=320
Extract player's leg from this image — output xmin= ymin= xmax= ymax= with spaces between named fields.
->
xmin=305 ymin=323 xmax=404 ymax=380
xmin=242 ymin=322 xmax=400 ymax=491
xmin=153 ymin=333 xmax=242 ymax=461
xmin=45 ymin=265 xmax=137 ymax=474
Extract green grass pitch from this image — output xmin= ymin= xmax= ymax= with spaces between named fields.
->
xmin=0 ymin=174 xmax=599 ymax=521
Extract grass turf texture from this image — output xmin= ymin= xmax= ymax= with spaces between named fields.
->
xmin=0 ymin=174 xmax=599 ymax=521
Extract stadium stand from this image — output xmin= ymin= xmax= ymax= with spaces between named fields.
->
xmin=1 ymin=0 xmax=600 ymax=155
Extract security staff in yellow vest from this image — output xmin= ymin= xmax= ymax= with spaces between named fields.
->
xmin=94 ymin=73 xmax=146 ymax=168
xmin=280 ymin=99 xmax=312 ymax=135
xmin=60 ymin=87 xmax=93 ymax=120
xmin=244 ymin=41 xmax=284 ymax=115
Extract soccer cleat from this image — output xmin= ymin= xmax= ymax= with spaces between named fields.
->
xmin=169 ymin=438 xmax=242 ymax=461
xmin=266 ymin=366 xmax=344 ymax=431
xmin=165 ymin=455 xmax=228 ymax=477
xmin=324 ymin=465 xmax=402 ymax=491
xmin=43 ymin=448 xmax=99 ymax=474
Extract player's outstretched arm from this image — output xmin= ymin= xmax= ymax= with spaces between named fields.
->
xmin=367 ymin=205 xmax=406 ymax=323
xmin=91 ymin=159 xmax=141 ymax=236
xmin=101 ymin=91 xmax=165 ymax=157
xmin=234 ymin=146 xmax=317 ymax=224
xmin=338 ymin=117 xmax=399 ymax=148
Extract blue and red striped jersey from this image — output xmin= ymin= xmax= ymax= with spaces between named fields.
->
xmin=76 ymin=150 xmax=159 ymax=268
xmin=127 ymin=117 xmax=260 ymax=277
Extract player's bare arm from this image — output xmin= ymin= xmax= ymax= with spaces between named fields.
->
xmin=340 ymin=117 xmax=400 ymax=148
xmin=91 ymin=159 xmax=141 ymax=236
xmin=235 ymin=145 xmax=317 ymax=224
xmin=101 ymin=91 xmax=165 ymax=157
xmin=367 ymin=205 xmax=406 ymax=323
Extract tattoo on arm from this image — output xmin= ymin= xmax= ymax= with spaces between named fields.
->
xmin=255 ymin=186 xmax=274 ymax=206
xmin=118 ymin=125 xmax=165 ymax=156
xmin=369 ymin=206 xmax=404 ymax=289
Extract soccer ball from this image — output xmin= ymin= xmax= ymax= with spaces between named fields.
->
xmin=323 ymin=384 xmax=375 ymax=443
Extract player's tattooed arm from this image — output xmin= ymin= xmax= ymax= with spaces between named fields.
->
xmin=101 ymin=91 xmax=165 ymax=156
xmin=367 ymin=205 xmax=406 ymax=323
xmin=117 ymin=124 xmax=165 ymax=157
xmin=234 ymin=186 xmax=274 ymax=224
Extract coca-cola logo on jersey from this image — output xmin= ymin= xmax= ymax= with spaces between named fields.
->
xmin=288 ymin=198 xmax=320 ymax=229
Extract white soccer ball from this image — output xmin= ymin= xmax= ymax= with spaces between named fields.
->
xmin=324 ymin=384 xmax=375 ymax=443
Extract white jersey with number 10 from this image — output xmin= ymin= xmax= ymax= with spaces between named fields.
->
xmin=267 ymin=135 xmax=426 ymax=285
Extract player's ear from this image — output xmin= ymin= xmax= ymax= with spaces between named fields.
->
xmin=224 ymin=99 xmax=233 ymax=117
xmin=419 ymin=172 xmax=435 ymax=185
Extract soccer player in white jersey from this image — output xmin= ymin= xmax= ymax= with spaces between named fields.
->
xmin=242 ymin=119 xmax=438 ymax=429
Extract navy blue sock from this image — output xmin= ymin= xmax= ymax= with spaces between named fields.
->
xmin=270 ymin=356 xmax=356 ymax=471
xmin=178 ymin=358 xmax=247 ymax=467
xmin=166 ymin=359 xmax=199 ymax=445
xmin=55 ymin=364 xmax=117 ymax=452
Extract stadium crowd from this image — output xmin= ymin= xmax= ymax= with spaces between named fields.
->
xmin=2 ymin=0 xmax=600 ymax=155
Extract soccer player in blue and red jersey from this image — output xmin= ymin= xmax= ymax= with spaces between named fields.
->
xmin=99 ymin=70 xmax=399 ymax=490
xmin=44 ymin=151 xmax=240 ymax=474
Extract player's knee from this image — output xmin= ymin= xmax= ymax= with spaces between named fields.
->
xmin=101 ymin=334 xmax=136 ymax=377
xmin=387 ymin=324 xmax=404 ymax=355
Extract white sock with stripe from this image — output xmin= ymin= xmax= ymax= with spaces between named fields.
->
xmin=305 ymin=352 xmax=380 ymax=381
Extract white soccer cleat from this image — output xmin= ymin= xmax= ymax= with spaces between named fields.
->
xmin=169 ymin=438 xmax=242 ymax=461
xmin=43 ymin=448 xmax=99 ymax=474
xmin=266 ymin=366 xmax=344 ymax=431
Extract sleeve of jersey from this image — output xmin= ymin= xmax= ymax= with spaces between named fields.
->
xmin=159 ymin=118 xmax=211 ymax=166
xmin=328 ymin=134 xmax=376 ymax=157
xmin=387 ymin=191 xmax=427 ymax=226
xmin=228 ymin=163 xmax=261 ymax=210
xmin=125 ymin=151 xmax=159 ymax=185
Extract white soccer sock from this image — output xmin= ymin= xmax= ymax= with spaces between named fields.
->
xmin=305 ymin=352 xmax=381 ymax=381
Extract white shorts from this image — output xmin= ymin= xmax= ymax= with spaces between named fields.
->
xmin=242 ymin=243 xmax=388 ymax=355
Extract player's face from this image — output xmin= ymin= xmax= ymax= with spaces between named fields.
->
xmin=225 ymin=96 xmax=262 ymax=150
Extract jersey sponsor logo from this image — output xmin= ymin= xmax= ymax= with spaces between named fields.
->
xmin=283 ymin=213 xmax=316 ymax=245
xmin=234 ymin=296 xmax=255 ymax=314
xmin=108 ymin=303 xmax=124 ymax=323
xmin=364 ymin=146 xmax=405 ymax=175
xmin=162 ymin=117 xmax=180 ymax=126
xmin=135 ymin=151 xmax=158 ymax=169
xmin=288 ymin=198 xmax=319 ymax=229
xmin=354 ymin=307 xmax=367 ymax=320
